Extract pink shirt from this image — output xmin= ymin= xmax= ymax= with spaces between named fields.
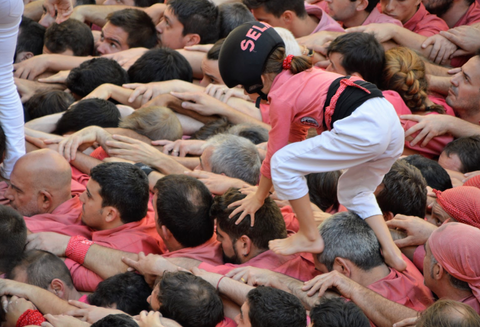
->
xmin=454 ymin=1 xmax=480 ymax=27
xmin=163 ymin=237 xmax=224 ymax=266
xmin=363 ymin=7 xmax=402 ymax=26
xmin=462 ymin=295 xmax=480 ymax=314
xmin=261 ymin=69 xmax=358 ymax=179
xmin=306 ymin=4 xmax=345 ymax=33
xmin=403 ymin=3 xmax=449 ymax=36
xmin=199 ymin=250 xmax=318 ymax=282
xmin=368 ymin=255 xmax=433 ymax=311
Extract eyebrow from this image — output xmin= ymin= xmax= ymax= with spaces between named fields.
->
xmin=9 ymin=183 xmax=22 ymax=193
xmin=199 ymin=156 xmax=204 ymax=170
xmin=205 ymin=73 xmax=217 ymax=82
xmin=86 ymin=187 xmax=92 ymax=198
xmin=463 ymin=70 xmax=471 ymax=83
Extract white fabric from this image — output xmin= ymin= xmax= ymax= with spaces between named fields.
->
xmin=270 ymin=97 xmax=404 ymax=219
xmin=0 ymin=0 xmax=25 ymax=178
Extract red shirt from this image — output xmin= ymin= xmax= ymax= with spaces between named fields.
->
xmin=454 ymin=1 xmax=480 ymax=27
xmin=462 ymin=295 xmax=480 ymax=314
xmin=363 ymin=7 xmax=403 ymax=26
xmin=163 ymin=237 xmax=224 ymax=266
xmin=403 ymin=3 xmax=449 ymax=36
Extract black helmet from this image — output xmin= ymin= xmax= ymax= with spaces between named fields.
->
xmin=218 ymin=22 xmax=285 ymax=96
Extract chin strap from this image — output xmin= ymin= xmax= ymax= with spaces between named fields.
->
xmin=257 ymin=90 xmax=268 ymax=101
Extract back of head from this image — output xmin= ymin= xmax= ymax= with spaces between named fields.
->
xmin=383 ymin=47 xmax=444 ymax=114
xmin=66 ymin=57 xmax=129 ymax=98
xmin=417 ymin=299 xmax=480 ymax=327
xmin=376 ymin=160 xmax=427 ymax=218
xmin=91 ymin=314 xmax=138 ymax=327
xmin=158 ymin=271 xmax=224 ymax=327
xmin=0 ymin=205 xmax=27 ymax=273
xmin=90 ymin=162 xmax=149 ymax=224
xmin=403 ymin=155 xmax=452 ymax=191
xmin=327 ymin=32 xmax=385 ymax=86
xmin=306 ymin=171 xmax=342 ymax=212
xmin=242 ymin=0 xmax=307 ymax=18
xmin=168 ymin=0 xmax=219 ymax=44
xmin=154 ymin=175 xmax=214 ymax=248
xmin=88 ymin=272 xmax=151 ymax=315
xmin=6 ymin=250 xmax=74 ymax=290
xmin=119 ymin=106 xmax=182 ymax=141
xmin=218 ymin=2 xmax=255 ymax=39
xmin=190 ymin=118 xmax=232 ymax=140
xmin=443 ymin=136 xmax=480 ymax=173
xmin=44 ymin=19 xmax=94 ymax=56
xmin=204 ymin=133 xmax=261 ymax=185
xmin=211 ymin=188 xmax=287 ymax=250
xmin=310 ymin=297 xmax=370 ymax=327
xmin=16 ymin=16 xmax=45 ymax=62
xmin=228 ymin=123 xmax=269 ymax=145
xmin=127 ymin=48 xmax=193 ymax=83
xmin=318 ymin=211 xmax=384 ymax=271
xmin=206 ymin=39 xmax=225 ymax=61
xmin=23 ymin=90 xmax=74 ymax=122
xmin=52 ymin=98 xmax=120 ymax=135
xmin=246 ymin=286 xmax=306 ymax=327
xmin=106 ymin=9 xmax=157 ymax=49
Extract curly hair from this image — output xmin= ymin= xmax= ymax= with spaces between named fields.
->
xmin=383 ymin=47 xmax=444 ymax=114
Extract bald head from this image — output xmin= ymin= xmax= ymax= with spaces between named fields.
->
xmin=5 ymin=150 xmax=72 ymax=216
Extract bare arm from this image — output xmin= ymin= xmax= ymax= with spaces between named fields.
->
xmin=81 ymin=244 xmax=138 ymax=279
xmin=70 ymin=4 xmax=132 ymax=26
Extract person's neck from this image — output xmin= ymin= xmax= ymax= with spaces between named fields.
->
xmin=456 ymin=109 xmax=480 ymax=125
xmin=355 ymin=264 xmax=391 ymax=287
xmin=166 ymin=239 xmax=185 ymax=252
xmin=343 ymin=11 xmax=370 ymax=28
xmin=67 ymin=287 xmax=83 ymax=301
xmin=290 ymin=14 xmax=320 ymax=38
xmin=441 ymin=0 xmax=471 ymax=28
xmin=437 ymin=284 xmax=473 ymax=302
xmin=49 ymin=193 xmax=73 ymax=214
xmin=240 ymin=247 xmax=268 ymax=264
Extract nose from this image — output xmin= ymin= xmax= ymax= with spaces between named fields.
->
xmin=156 ymin=21 xmax=164 ymax=34
xmin=4 ymin=185 xmax=13 ymax=200
xmin=79 ymin=191 xmax=86 ymax=204
xmin=383 ymin=0 xmax=395 ymax=13
xmin=234 ymin=313 xmax=241 ymax=325
xmin=96 ymin=42 xmax=107 ymax=55
xmin=450 ymin=73 xmax=461 ymax=86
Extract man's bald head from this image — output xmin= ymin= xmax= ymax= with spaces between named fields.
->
xmin=5 ymin=149 xmax=72 ymax=216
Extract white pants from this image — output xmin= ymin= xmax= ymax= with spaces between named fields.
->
xmin=271 ymin=97 xmax=404 ymax=219
xmin=0 ymin=0 xmax=25 ymax=178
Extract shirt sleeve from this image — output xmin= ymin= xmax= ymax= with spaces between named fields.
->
xmin=65 ymin=258 xmax=104 ymax=292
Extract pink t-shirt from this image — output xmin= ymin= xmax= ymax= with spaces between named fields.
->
xmin=454 ymin=1 xmax=480 ymax=27
xmin=163 ymin=237 xmax=224 ymax=266
xmin=305 ymin=4 xmax=345 ymax=33
xmin=462 ymin=295 xmax=480 ymax=314
xmin=403 ymin=3 xmax=449 ymax=36
xmin=363 ymin=7 xmax=402 ymax=26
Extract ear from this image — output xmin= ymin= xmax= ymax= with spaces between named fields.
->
xmin=104 ymin=206 xmax=120 ymax=224
xmin=17 ymin=52 xmax=34 ymax=63
xmin=332 ymin=257 xmax=352 ymax=277
xmin=383 ymin=211 xmax=394 ymax=221
xmin=281 ymin=10 xmax=295 ymax=25
xmin=39 ymin=190 xmax=53 ymax=211
xmin=434 ymin=262 xmax=444 ymax=280
xmin=238 ymin=235 xmax=252 ymax=257
xmin=356 ymin=0 xmax=369 ymax=11
xmin=183 ymin=34 xmax=201 ymax=47
xmin=49 ymin=278 xmax=66 ymax=299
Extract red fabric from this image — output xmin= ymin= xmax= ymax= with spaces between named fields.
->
xmin=66 ymin=235 xmax=94 ymax=265
xmin=434 ymin=186 xmax=480 ymax=229
xmin=305 ymin=4 xmax=345 ymax=33
xmin=261 ymin=69 xmax=360 ymax=179
xmin=259 ymin=103 xmax=270 ymax=124
xmin=429 ymin=94 xmax=455 ymax=117
xmin=216 ymin=317 xmax=236 ymax=327
xmin=454 ymin=1 xmax=480 ymax=27
xmin=464 ymin=175 xmax=480 ymax=189
xmin=78 ymin=294 xmax=90 ymax=304
xmin=368 ymin=255 xmax=433 ymax=311
xmin=16 ymin=309 xmax=46 ymax=327
xmin=90 ymin=146 xmax=109 ymax=161
xmin=198 ymin=249 xmax=319 ymax=282
xmin=283 ymin=55 xmax=294 ymax=70
xmin=429 ymin=223 xmax=480 ymax=309
xmin=163 ymin=237 xmax=224 ymax=266
xmin=462 ymin=295 xmax=480 ymax=314
xmin=363 ymin=7 xmax=402 ymax=26
xmin=403 ymin=3 xmax=449 ymax=36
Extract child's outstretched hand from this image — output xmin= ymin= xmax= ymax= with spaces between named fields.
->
xmin=228 ymin=192 xmax=264 ymax=227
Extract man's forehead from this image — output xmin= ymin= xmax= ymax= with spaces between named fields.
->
xmin=464 ymin=56 xmax=480 ymax=84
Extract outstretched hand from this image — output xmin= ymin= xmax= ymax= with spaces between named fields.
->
xmin=227 ymin=192 xmax=264 ymax=226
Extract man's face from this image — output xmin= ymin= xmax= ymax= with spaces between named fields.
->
xmin=156 ymin=6 xmax=187 ymax=49
xmin=199 ymin=57 xmax=224 ymax=87
xmin=215 ymin=224 xmax=241 ymax=264
xmin=194 ymin=146 xmax=214 ymax=172
xmin=326 ymin=0 xmax=358 ymax=22
xmin=427 ymin=200 xmax=454 ymax=227
xmin=251 ymin=7 xmax=288 ymax=29
xmin=42 ymin=45 xmax=74 ymax=56
xmin=423 ymin=241 xmax=436 ymax=291
xmin=446 ymin=56 xmax=480 ymax=115
xmin=438 ymin=151 xmax=463 ymax=173
xmin=235 ymin=301 xmax=252 ymax=327
xmin=380 ymin=0 xmax=420 ymax=23
xmin=147 ymin=282 xmax=161 ymax=311
xmin=4 ymin=166 xmax=42 ymax=217
xmin=95 ymin=22 xmax=130 ymax=55
xmin=326 ymin=52 xmax=348 ymax=75
xmin=79 ymin=179 xmax=105 ymax=229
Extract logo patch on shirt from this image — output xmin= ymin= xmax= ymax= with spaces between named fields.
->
xmin=300 ymin=117 xmax=320 ymax=128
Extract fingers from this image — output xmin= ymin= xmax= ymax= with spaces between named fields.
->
xmin=111 ymin=134 xmax=139 ymax=144
xmin=127 ymin=86 xmax=146 ymax=103
xmin=121 ymin=256 xmax=140 ymax=271
xmin=170 ymin=91 xmax=198 ymax=102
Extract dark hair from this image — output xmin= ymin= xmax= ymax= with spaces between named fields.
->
xmin=158 ymin=272 xmax=224 ymax=327
xmin=263 ymin=47 xmax=311 ymax=76
xmin=190 ymin=118 xmax=232 ymax=140
xmin=306 ymin=171 xmax=341 ymax=212
xmin=327 ymin=32 xmax=385 ymax=87
xmin=44 ymin=19 xmax=94 ymax=56
xmin=0 ymin=205 xmax=27 ymax=273
xmin=310 ymin=297 xmax=370 ymax=327
xmin=168 ymin=0 xmax=219 ymax=44
xmin=218 ymin=3 xmax=255 ymax=38
xmin=242 ymin=0 xmax=307 ymax=18
xmin=0 ymin=125 xmax=6 ymax=163
xmin=154 ymin=175 xmax=214 ymax=248
xmin=106 ymin=9 xmax=157 ymax=49
xmin=206 ymin=38 xmax=225 ymax=61
xmin=91 ymin=314 xmax=138 ymax=327
xmin=52 ymin=98 xmax=120 ymax=135
xmin=247 ymin=286 xmax=306 ymax=327
xmin=88 ymin=272 xmax=151 ymax=315
xmin=211 ymin=188 xmax=287 ymax=250
xmin=128 ymin=48 xmax=193 ymax=83
xmin=376 ymin=160 xmax=427 ymax=218
xmin=6 ymin=250 xmax=74 ymax=290
xmin=402 ymin=155 xmax=452 ymax=191
xmin=416 ymin=299 xmax=480 ymax=327
xmin=364 ymin=0 xmax=380 ymax=13
xmin=133 ymin=0 xmax=162 ymax=7
xmin=23 ymin=90 xmax=74 ymax=122
xmin=16 ymin=16 xmax=45 ymax=61
xmin=66 ymin=57 xmax=129 ymax=98
xmin=90 ymin=162 xmax=149 ymax=224
xmin=228 ymin=123 xmax=269 ymax=145
xmin=443 ymin=136 xmax=480 ymax=173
